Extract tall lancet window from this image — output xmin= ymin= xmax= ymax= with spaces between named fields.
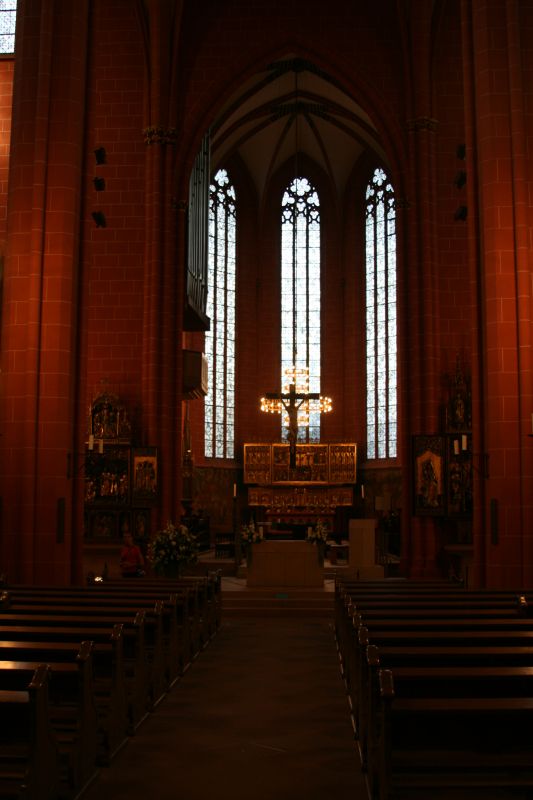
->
xmin=0 ymin=1 xmax=17 ymax=54
xmin=365 ymin=167 xmax=397 ymax=459
xmin=205 ymin=169 xmax=236 ymax=459
xmin=281 ymin=176 xmax=321 ymax=442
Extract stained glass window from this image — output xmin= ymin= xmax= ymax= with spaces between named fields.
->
xmin=366 ymin=167 xmax=397 ymax=459
xmin=205 ymin=169 xmax=236 ymax=459
xmin=0 ymin=1 xmax=16 ymax=55
xmin=281 ymin=177 xmax=321 ymax=442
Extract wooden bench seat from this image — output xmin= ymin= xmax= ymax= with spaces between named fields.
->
xmin=0 ymin=610 xmax=149 ymax=728
xmin=4 ymin=590 xmax=182 ymax=693
xmin=337 ymin=605 xmax=525 ymax=717
xmin=90 ymin=573 xmax=222 ymax=644
xmin=0 ymin=643 xmax=98 ymax=788
xmin=0 ymin=632 xmax=127 ymax=766
xmin=2 ymin=595 xmax=168 ymax=710
xmin=355 ymin=632 xmax=533 ymax=762
xmin=0 ymin=615 xmax=149 ymax=733
xmin=84 ymin=585 xmax=195 ymax=674
xmin=375 ymin=668 xmax=533 ymax=800
xmin=0 ymin=664 xmax=61 ymax=800
xmin=3 ymin=571 xmax=223 ymax=665
xmin=334 ymin=578 xmax=533 ymax=798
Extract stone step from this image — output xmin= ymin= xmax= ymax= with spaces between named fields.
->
xmin=221 ymin=588 xmax=334 ymax=617
xmin=222 ymin=606 xmax=334 ymax=618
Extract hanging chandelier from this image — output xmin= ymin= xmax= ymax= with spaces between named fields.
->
xmin=260 ymin=365 xmax=332 ymax=428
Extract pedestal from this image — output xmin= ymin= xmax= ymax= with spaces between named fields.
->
xmin=246 ymin=540 xmax=324 ymax=588
xmin=348 ymin=519 xmax=384 ymax=579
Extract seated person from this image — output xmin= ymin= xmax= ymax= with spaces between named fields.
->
xmin=119 ymin=531 xmax=145 ymax=577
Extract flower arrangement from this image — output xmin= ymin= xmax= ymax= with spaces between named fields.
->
xmin=307 ymin=518 xmax=329 ymax=545
xmin=240 ymin=522 xmax=264 ymax=545
xmin=147 ymin=521 xmax=198 ymax=576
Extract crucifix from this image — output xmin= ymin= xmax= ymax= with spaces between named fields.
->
xmin=262 ymin=382 xmax=321 ymax=468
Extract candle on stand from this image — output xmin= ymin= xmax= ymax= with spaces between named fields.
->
xmin=454 ymin=439 xmax=460 ymax=455
xmin=88 ymin=434 xmax=94 ymax=451
xmin=461 ymin=434 xmax=467 ymax=451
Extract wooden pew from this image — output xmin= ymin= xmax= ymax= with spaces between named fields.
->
xmin=336 ymin=591 xmax=527 ymax=709
xmin=3 ymin=571 xmax=223 ymax=670
xmin=376 ymin=666 xmax=533 ymax=800
xmin=88 ymin=572 xmax=222 ymax=648
xmin=0 ymin=615 xmax=149 ymax=734
xmin=4 ymin=589 xmax=181 ymax=692
xmin=0 ymin=631 xmax=128 ymax=766
xmin=0 ymin=664 xmax=62 ymax=800
xmin=0 ymin=645 xmax=99 ymax=799
xmin=83 ymin=582 xmax=196 ymax=674
xmin=352 ymin=621 xmax=533 ymax=750
xmin=358 ymin=636 xmax=533 ymax=778
xmin=333 ymin=581 xmax=533 ymax=787
xmin=2 ymin=594 xmax=168 ymax=710
xmin=0 ymin=610 xmax=149 ymax=731
xmin=334 ymin=583 xmax=523 ymax=677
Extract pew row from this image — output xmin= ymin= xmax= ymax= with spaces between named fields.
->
xmin=376 ymin=667 xmax=533 ymax=800
xmin=1 ymin=594 xmax=171 ymax=707
xmin=334 ymin=578 xmax=533 ymax=799
xmin=0 ymin=664 xmax=61 ymax=800
xmin=0 ymin=633 xmax=127 ymax=767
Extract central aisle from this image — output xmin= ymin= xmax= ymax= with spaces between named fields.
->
xmin=81 ymin=616 xmax=368 ymax=800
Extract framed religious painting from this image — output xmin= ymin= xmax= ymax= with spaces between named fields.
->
xmin=88 ymin=510 xmax=118 ymax=540
xmin=243 ymin=444 xmax=272 ymax=484
xmin=328 ymin=444 xmax=357 ymax=484
xmin=272 ymin=443 xmax=329 ymax=484
xmin=412 ymin=435 xmax=445 ymax=516
xmin=84 ymin=446 xmax=131 ymax=506
xmin=132 ymin=448 xmax=158 ymax=506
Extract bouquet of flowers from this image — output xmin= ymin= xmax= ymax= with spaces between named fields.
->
xmin=240 ymin=522 xmax=264 ymax=545
xmin=147 ymin=521 xmax=198 ymax=575
xmin=307 ymin=518 xmax=329 ymax=545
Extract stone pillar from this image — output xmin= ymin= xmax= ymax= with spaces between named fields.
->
xmin=0 ymin=1 xmax=91 ymax=583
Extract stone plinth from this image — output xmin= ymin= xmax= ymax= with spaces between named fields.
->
xmin=246 ymin=540 xmax=324 ymax=588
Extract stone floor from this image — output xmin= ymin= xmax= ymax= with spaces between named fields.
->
xmin=79 ymin=608 xmax=368 ymax=800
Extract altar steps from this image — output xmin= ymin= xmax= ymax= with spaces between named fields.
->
xmin=221 ymin=586 xmax=335 ymax=618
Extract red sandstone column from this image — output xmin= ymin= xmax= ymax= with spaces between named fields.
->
xmin=0 ymin=0 xmax=90 ymax=583
xmin=401 ymin=3 xmax=443 ymax=578
xmin=140 ymin=0 xmax=185 ymax=526
xmin=465 ymin=0 xmax=533 ymax=587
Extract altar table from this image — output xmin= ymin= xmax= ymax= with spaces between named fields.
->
xmin=246 ymin=540 xmax=324 ymax=588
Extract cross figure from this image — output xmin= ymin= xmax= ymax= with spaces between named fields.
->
xmin=263 ymin=383 xmax=320 ymax=468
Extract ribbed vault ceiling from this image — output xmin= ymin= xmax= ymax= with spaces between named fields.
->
xmin=210 ymin=57 xmax=385 ymax=198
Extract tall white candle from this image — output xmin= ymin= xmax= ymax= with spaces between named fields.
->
xmin=454 ymin=440 xmax=460 ymax=455
xmin=88 ymin=434 xmax=94 ymax=451
xmin=461 ymin=434 xmax=467 ymax=451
